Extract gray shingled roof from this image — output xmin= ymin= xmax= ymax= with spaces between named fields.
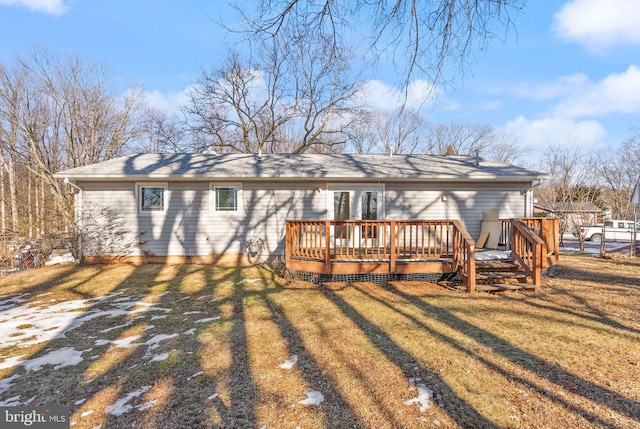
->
xmin=54 ymin=153 xmax=548 ymax=182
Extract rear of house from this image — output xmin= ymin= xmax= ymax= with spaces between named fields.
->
xmin=55 ymin=153 xmax=548 ymax=265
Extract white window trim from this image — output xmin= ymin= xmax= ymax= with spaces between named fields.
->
xmin=136 ymin=182 xmax=168 ymax=215
xmin=326 ymin=184 xmax=385 ymax=220
xmin=210 ymin=182 xmax=243 ymax=214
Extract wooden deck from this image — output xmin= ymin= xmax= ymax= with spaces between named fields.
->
xmin=285 ymin=218 xmax=559 ymax=292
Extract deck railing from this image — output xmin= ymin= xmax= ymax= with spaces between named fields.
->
xmin=500 ymin=217 xmax=559 ymax=267
xmin=509 ymin=219 xmax=547 ymax=292
xmin=286 ymin=220 xmax=476 ymax=289
xmin=286 ymin=218 xmax=554 ymax=292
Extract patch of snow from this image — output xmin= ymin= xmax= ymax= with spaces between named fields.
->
xmin=100 ymin=321 xmax=134 ymax=333
xmin=194 ymin=317 xmax=220 ymax=324
xmin=0 ymin=395 xmax=22 ymax=406
xmin=236 ymin=278 xmax=261 ymax=285
xmin=145 ymin=333 xmax=179 ymax=350
xmin=298 ymin=389 xmax=324 ymax=406
xmin=0 ymin=355 xmax=25 ymax=369
xmin=96 ymin=331 xmax=178 ymax=351
xmin=81 ymin=410 xmax=94 ymax=417
xmin=183 ymin=328 xmax=196 ymax=335
xmin=104 ymin=386 xmax=152 ymax=416
xmin=279 ymin=355 xmax=298 ymax=370
xmin=21 ymin=347 xmax=85 ymax=372
xmin=0 ymin=293 xmax=29 ymax=311
xmin=183 ymin=311 xmax=204 ymax=315
xmin=187 ymin=371 xmax=203 ymax=381
xmin=403 ymin=380 xmax=434 ymax=412
xmin=143 ymin=325 xmax=155 ymax=331
xmin=45 ymin=252 xmax=76 ymax=265
xmin=0 ymin=374 xmax=19 ymax=393
xmin=474 ymin=250 xmax=511 ymax=261
xmin=75 ymin=398 xmax=86 ymax=405
xmin=150 ymin=353 xmax=169 ymax=362
xmin=208 ymin=393 xmax=218 ymax=400
xmin=108 ymin=335 xmax=143 ymax=349
xmin=0 ymin=292 xmax=176 ymax=349
xmin=150 ymin=315 xmax=168 ymax=320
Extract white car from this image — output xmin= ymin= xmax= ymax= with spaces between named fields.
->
xmin=578 ymin=220 xmax=640 ymax=243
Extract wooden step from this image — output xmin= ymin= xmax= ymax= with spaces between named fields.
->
xmin=475 ymin=261 xmax=519 ymax=272
xmin=475 ymin=271 xmax=527 ymax=281
xmin=476 ymin=283 xmax=536 ymax=292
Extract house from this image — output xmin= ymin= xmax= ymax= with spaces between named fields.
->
xmin=533 ymin=202 xmax=602 ymax=233
xmin=54 ymin=153 xmax=550 ymax=278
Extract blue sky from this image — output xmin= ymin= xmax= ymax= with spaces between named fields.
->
xmin=1 ymin=0 xmax=639 ymax=161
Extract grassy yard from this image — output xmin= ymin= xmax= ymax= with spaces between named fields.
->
xmin=0 ymin=253 xmax=639 ymax=428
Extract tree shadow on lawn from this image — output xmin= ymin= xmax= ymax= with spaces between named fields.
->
xmin=545 ymin=259 xmax=640 ymax=288
xmin=251 ymin=269 xmax=374 ymax=428
xmin=369 ymin=282 xmax=640 ymax=428
xmin=317 ymin=284 xmax=501 ymax=429
xmin=75 ymin=264 xmax=365 ymax=428
xmin=504 ymin=288 xmax=640 ymax=337
xmin=4 ymin=262 xmax=638 ymax=428
xmin=0 ymin=264 xmax=250 ymax=428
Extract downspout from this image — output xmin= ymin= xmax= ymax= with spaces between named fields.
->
xmin=523 ymin=179 xmax=544 ymax=217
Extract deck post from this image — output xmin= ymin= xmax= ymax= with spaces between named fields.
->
xmin=466 ymin=239 xmax=476 ymax=293
xmin=389 ymin=221 xmax=396 ymax=273
xmin=285 ymin=221 xmax=292 ymax=269
xmin=324 ymin=220 xmax=331 ymax=273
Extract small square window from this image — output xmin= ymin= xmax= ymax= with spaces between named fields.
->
xmin=137 ymin=183 xmax=167 ymax=214
xmin=211 ymin=184 xmax=242 ymax=213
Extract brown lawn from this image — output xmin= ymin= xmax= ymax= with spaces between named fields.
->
xmin=0 ymin=253 xmax=638 ymax=428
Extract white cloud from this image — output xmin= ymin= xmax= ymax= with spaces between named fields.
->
xmin=509 ymin=73 xmax=590 ymax=100
xmin=141 ymin=87 xmax=192 ymax=114
xmin=500 ymin=116 xmax=605 ymax=152
xmin=551 ymin=65 xmax=640 ymax=118
xmin=499 ymin=66 xmax=640 ymax=119
xmin=553 ymin=0 xmax=640 ymax=49
xmin=0 ymin=0 xmax=67 ymax=15
xmin=355 ymin=79 xmax=439 ymax=111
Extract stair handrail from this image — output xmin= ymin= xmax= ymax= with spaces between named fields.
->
xmin=510 ymin=219 xmax=546 ymax=291
xmin=451 ymin=220 xmax=476 ymax=292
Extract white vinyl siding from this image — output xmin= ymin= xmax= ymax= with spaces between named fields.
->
xmin=384 ymin=182 xmax=526 ymax=238
xmin=77 ymin=180 xmax=529 ymax=258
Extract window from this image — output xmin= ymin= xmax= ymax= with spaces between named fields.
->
xmin=137 ymin=183 xmax=167 ymax=214
xmin=211 ymin=183 xmax=242 ymax=213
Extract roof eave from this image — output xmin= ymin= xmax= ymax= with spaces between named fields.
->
xmin=55 ymin=174 xmax=549 ymax=182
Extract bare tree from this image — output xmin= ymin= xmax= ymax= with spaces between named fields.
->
xmin=535 ymin=144 xmax=602 ymax=250
xmin=422 ymin=122 xmax=494 ymax=155
xmin=593 ymin=129 xmax=640 ymax=220
xmin=185 ymin=31 xmax=362 ymax=153
xmin=482 ymin=130 xmax=529 ymax=164
xmin=238 ymin=0 xmax=524 ymax=89
xmin=133 ymin=106 xmax=184 ymax=153
xmin=348 ymin=108 xmax=426 ymax=154
xmin=0 ymin=48 xmax=142 ymax=237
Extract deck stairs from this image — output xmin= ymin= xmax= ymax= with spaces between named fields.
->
xmin=473 ymin=259 xmax=536 ymax=292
